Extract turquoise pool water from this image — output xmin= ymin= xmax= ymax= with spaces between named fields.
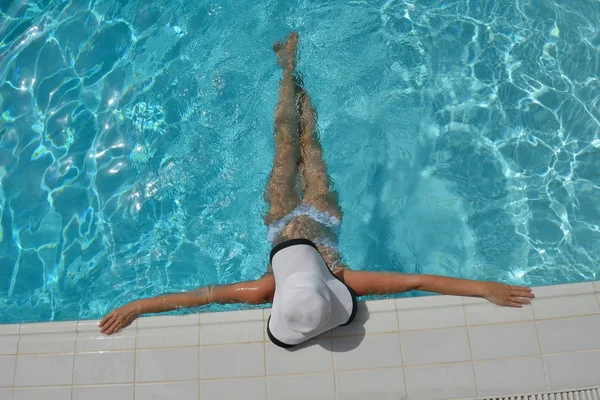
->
xmin=1 ymin=0 xmax=599 ymax=323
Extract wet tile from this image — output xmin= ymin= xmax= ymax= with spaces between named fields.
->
xmin=76 ymin=319 xmax=136 ymax=352
xmin=74 ymin=351 xmax=134 ymax=384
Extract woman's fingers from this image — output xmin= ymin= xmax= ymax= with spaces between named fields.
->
xmin=99 ymin=315 xmax=115 ymax=333
xmin=507 ymin=301 xmax=523 ymax=308
xmin=511 ymin=296 xmax=531 ymax=304
xmin=105 ymin=317 xmax=122 ymax=335
xmin=512 ymin=290 xmax=535 ymax=298
xmin=99 ymin=313 xmax=113 ymax=328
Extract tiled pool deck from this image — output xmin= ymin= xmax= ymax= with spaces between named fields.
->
xmin=1 ymin=281 xmax=599 ymax=400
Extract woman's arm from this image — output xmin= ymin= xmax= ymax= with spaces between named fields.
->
xmin=99 ymin=275 xmax=275 ymax=335
xmin=337 ymin=270 xmax=534 ymax=307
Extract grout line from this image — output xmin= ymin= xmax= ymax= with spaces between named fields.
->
xmin=540 ymin=348 xmax=600 ymax=357
xmin=263 ymin=313 xmax=269 ymax=400
xmin=133 ymin=323 xmax=138 ymax=400
xmin=70 ymin=342 xmax=76 ymax=399
xmin=198 ymin=314 xmax=201 ymax=400
xmin=11 ymin=324 xmax=21 ymax=400
xmin=331 ymin=337 xmax=337 ymax=399
xmin=198 ymin=343 xmax=201 ymax=400
xmin=8 ymin=339 xmax=600 ymax=358
xmin=465 ymin=325 xmax=479 ymax=398
xmin=394 ymin=302 xmax=409 ymax=400
xmin=533 ymin=320 xmax=551 ymax=391
xmin=462 ymin=297 xmax=480 ymax=399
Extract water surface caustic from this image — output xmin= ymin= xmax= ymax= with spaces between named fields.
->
xmin=1 ymin=0 xmax=599 ymax=323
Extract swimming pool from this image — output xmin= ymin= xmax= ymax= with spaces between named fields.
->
xmin=1 ymin=0 xmax=599 ymax=324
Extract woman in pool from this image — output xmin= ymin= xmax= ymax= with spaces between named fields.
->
xmin=100 ymin=33 xmax=534 ymax=340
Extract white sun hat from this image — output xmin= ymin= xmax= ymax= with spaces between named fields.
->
xmin=267 ymin=239 xmax=357 ymax=348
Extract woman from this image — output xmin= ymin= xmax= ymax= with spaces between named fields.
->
xmin=100 ymin=32 xmax=534 ymax=336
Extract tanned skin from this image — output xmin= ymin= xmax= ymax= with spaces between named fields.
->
xmin=100 ymin=32 xmax=534 ymax=336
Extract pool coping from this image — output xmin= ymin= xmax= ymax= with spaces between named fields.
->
xmin=1 ymin=280 xmax=599 ymax=399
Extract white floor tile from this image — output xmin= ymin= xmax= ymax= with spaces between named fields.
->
xmin=14 ymin=353 xmax=74 ymax=387
xmin=475 ymin=356 xmax=547 ymax=396
xmin=469 ymin=322 xmax=540 ymax=360
xmin=464 ymin=297 xmax=534 ymax=325
xmin=0 ymin=389 xmax=11 ymax=400
xmin=397 ymin=296 xmax=465 ymax=331
xmin=545 ymin=350 xmax=600 ymax=390
xmin=333 ymin=333 xmax=402 ymax=371
xmin=532 ymin=283 xmax=600 ymax=319
xmin=332 ymin=301 xmax=399 ymax=336
xmin=201 ymin=377 xmax=267 ymax=400
xmin=405 ymin=362 xmax=476 ymax=400
xmin=76 ymin=320 xmax=136 ymax=352
xmin=0 ymin=356 xmax=15 ymax=387
xmin=336 ymin=368 xmax=405 ymax=400
xmin=135 ymin=381 xmax=198 ymax=400
xmin=199 ymin=343 xmax=264 ymax=379
xmin=402 ymin=327 xmax=471 ymax=366
xmin=0 ymin=325 xmax=19 ymax=355
xmin=135 ymin=347 xmax=198 ymax=382
xmin=18 ymin=322 xmax=77 ymax=354
xmin=201 ymin=309 xmax=264 ymax=345
xmin=266 ymin=338 xmax=332 ymax=375
xmin=13 ymin=387 xmax=72 ymax=400
xmin=74 ymin=351 xmax=135 ymax=384
xmin=0 ymin=338 xmax=18 ymax=356
xmin=137 ymin=314 xmax=199 ymax=349
xmin=267 ymin=373 xmax=335 ymax=400
xmin=73 ymin=384 xmax=134 ymax=400
xmin=537 ymin=315 xmax=600 ymax=353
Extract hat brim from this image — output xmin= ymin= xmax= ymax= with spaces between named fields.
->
xmin=267 ymin=239 xmax=357 ymax=348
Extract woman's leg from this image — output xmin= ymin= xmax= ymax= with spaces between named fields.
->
xmin=296 ymin=81 xmax=343 ymax=220
xmin=263 ymin=32 xmax=301 ymax=225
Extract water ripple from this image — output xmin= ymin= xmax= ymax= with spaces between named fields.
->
xmin=0 ymin=0 xmax=599 ymax=323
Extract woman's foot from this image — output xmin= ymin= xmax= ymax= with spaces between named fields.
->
xmin=273 ymin=32 xmax=299 ymax=73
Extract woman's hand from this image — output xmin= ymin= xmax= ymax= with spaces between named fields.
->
xmin=99 ymin=303 xmax=140 ymax=335
xmin=482 ymin=282 xmax=535 ymax=307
